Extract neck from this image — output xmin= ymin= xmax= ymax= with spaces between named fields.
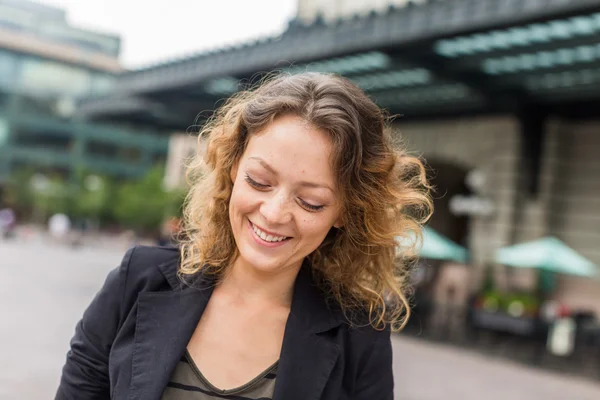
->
xmin=219 ymin=257 xmax=301 ymax=308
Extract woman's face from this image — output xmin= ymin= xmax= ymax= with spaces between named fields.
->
xmin=229 ymin=114 xmax=342 ymax=276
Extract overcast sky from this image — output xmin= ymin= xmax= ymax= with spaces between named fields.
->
xmin=38 ymin=0 xmax=298 ymax=69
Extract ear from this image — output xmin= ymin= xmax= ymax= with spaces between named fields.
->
xmin=230 ymin=161 xmax=239 ymax=183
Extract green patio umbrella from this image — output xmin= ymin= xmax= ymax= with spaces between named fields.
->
xmin=398 ymin=227 xmax=469 ymax=263
xmin=495 ymin=237 xmax=597 ymax=277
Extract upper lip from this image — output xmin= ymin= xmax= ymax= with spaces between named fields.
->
xmin=250 ymin=221 xmax=290 ymax=238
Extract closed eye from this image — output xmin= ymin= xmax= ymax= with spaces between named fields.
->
xmin=245 ymin=174 xmax=269 ymax=190
xmin=246 ymin=173 xmax=324 ymax=212
xmin=298 ymin=198 xmax=324 ymax=212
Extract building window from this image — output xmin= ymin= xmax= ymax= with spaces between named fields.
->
xmin=0 ymin=116 xmax=8 ymax=147
xmin=12 ymin=128 xmax=72 ymax=151
xmin=89 ymin=74 xmax=114 ymax=96
xmin=19 ymin=58 xmax=90 ymax=97
xmin=0 ymin=50 xmax=19 ymax=90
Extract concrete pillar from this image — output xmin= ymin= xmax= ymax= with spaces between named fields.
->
xmin=163 ymin=133 xmax=204 ymax=191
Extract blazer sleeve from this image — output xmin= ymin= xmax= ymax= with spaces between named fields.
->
xmin=353 ymin=328 xmax=394 ymax=400
xmin=55 ymin=247 xmax=135 ymax=400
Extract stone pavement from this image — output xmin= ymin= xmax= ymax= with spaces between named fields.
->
xmin=1 ymin=238 xmax=600 ymax=400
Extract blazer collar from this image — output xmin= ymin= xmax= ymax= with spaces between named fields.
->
xmin=128 ymin=253 xmax=344 ymax=400
xmin=127 ymin=253 xmax=214 ymax=400
xmin=287 ymin=261 xmax=345 ymax=333
xmin=273 ymin=262 xmax=344 ymax=400
xmin=157 ymin=248 xmax=187 ymax=289
xmin=158 ymin=254 xmax=345 ymax=333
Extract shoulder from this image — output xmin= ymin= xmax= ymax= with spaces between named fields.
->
xmin=337 ymin=311 xmax=393 ymax=368
xmin=344 ymin=323 xmax=394 ymax=392
xmin=345 ymin=322 xmax=392 ymax=350
xmin=118 ymin=245 xmax=180 ymax=294
xmin=124 ymin=244 xmax=179 ymax=270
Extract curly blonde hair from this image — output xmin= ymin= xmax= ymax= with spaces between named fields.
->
xmin=179 ymin=72 xmax=432 ymax=331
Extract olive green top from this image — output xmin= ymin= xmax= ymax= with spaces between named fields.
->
xmin=161 ymin=351 xmax=278 ymax=400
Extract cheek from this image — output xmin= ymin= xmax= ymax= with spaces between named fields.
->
xmin=230 ymin=181 xmax=258 ymax=214
xmin=299 ymin=214 xmax=337 ymax=238
xmin=229 ymin=182 xmax=246 ymax=216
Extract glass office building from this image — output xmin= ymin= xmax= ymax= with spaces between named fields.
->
xmin=0 ymin=0 xmax=169 ymax=184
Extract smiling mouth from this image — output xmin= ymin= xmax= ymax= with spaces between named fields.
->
xmin=249 ymin=220 xmax=290 ymax=243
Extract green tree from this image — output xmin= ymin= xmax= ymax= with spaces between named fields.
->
xmin=112 ymin=165 xmax=171 ymax=233
xmin=72 ymin=173 xmax=114 ymax=222
xmin=3 ymin=169 xmax=74 ymax=221
xmin=165 ymin=187 xmax=187 ymax=219
xmin=3 ymin=168 xmax=36 ymax=216
xmin=28 ymin=173 xmax=71 ymax=221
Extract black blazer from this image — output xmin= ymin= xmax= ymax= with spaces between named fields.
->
xmin=55 ymin=245 xmax=394 ymax=400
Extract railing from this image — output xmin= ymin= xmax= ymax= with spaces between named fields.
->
xmin=6 ymin=145 xmax=148 ymax=177
xmin=11 ymin=113 xmax=168 ymax=152
xmin=8 ymin=146 xmax=73 ymax=168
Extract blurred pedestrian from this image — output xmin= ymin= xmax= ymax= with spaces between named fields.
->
xmin=48 ymin=213 xmax=71 ymax=242
xmin=0 ymin=207 xmax=16 ymax=239
xmin=56 ymin=72 xmax=432 ymax=400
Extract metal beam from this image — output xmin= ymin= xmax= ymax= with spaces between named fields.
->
xmin=442 ymin=36 xmax=600 ymax=73
xmin=489 ymin=61 xmax=600 ymax=87
xmin=386 ymin=46 xmax=533 ymax=112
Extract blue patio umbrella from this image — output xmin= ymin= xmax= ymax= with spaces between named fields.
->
xmin=495 ymin=237 xmax=597 ymax=277
xmin=398 ymin=227 xmax=469 ymax=263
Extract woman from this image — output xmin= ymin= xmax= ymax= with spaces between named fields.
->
xmin=56 ymin=72 xmax=431 ymax=400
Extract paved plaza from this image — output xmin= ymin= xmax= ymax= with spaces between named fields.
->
xmin=1 ymin=238 xmax=600 ymax=400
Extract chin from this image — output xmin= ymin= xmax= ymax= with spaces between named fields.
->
xmin=238 ymin=249 xmax=291 ymax=274
xmin=239 ymin=232 xmax=301 ymax=275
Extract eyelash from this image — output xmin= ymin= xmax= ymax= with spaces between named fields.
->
xmin=244 ymin=174 xmax=325 ymax=213
xmin=299 ymin=199 xmax=324 ymax=212
xmin=245 ymin=174 xmax=269 ymax=190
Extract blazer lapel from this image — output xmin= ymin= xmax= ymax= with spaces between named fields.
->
xmin=125 ymin=255 xmax=343 ymax=400
xmin=127 ymin=257 xmax=215 ymax=400
xmin=273 ymin=264 xmax=344 ymax=400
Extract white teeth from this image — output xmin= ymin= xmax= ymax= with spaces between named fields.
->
xmin=252 ymin=223 xmax=287 ymax=242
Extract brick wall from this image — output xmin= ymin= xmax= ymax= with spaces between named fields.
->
xmin=511 ymin=119 xmax=600 ymax=264
xmin=550 ymin=121 xmax=600 ymax=264
xmin=548 ymin=120 xmax=600 ymax=314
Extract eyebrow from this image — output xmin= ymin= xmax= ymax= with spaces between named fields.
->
xmin=248 ymin=156 xmax=334 ymax=193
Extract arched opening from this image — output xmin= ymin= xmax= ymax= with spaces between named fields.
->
xmin=407 ymin=159 xmax=473 ymax=334
xmin=426 ymin=159 xmax=472 ymax=247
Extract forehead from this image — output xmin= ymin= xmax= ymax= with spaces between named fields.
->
xmin=243 ymin=115 xmax=335 ymax=181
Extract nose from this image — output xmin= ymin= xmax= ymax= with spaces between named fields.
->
xmin=260 ymin=190 xmax=292 ymax=225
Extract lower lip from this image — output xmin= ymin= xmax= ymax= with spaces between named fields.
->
xmin=248 ymin=220 xmax=289 ymax=248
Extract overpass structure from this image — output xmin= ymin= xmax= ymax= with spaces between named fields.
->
xmin=80 ymin=0 xmax=600 ymax=281
xmin=80 ymin=0 xmax=600 ymax=126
